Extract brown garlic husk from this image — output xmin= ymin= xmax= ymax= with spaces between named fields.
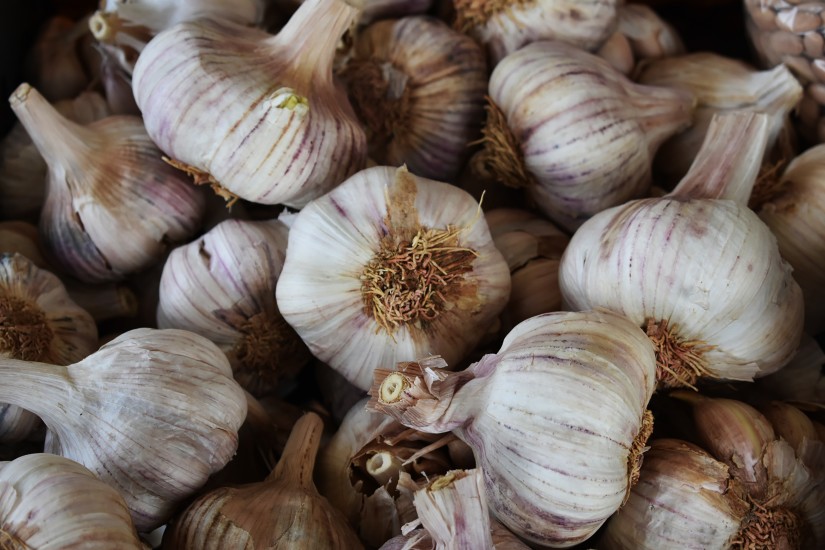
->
xmin=9 ymin=83 xmax=205 ymax=283
xmin=157 ymin=218 xmax=310 ymax=396
xmin=0 ymin=253 xmax=98 ymax=443
xmin=637 ymin=52 xmax=802 ymax=186
xmin=162 ymin=412 xmax=364 ymax=549
xmin=24 ymin=16 xmax=93 ymax=101
xmin=340 ymin=15 xmax=486 ymax=182
xmin=757 ymin=334 xmax=825 ymax=405
xmin=453 ymin=0 xmax=621 ymax=66
xmin=479 ymin=40 xmax=694 ymax=233
xmin=0 ymin=90 xmax=112 ymax=221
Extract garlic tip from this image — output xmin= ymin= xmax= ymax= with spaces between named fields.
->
xmin=9 ymin=83 xmax=32 ymax=105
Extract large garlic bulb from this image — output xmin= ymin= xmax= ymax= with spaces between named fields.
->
xmin=276 ymin=166 xmax=511 ymax=390
xmin=0 ymin=453 xmax=144 ymax=548
xmin=133 ymin=0 xmax=367 ymax=208
xmin=8 ymin=84 xmax=205 ymax=283
xmin=368 ymin=309 xmax=658 ymax=547
xmin=157 ymin=218 xmax=310 ymax=396
xmin=479 ymin=40 xmax=694 ymax=233
xmin=340 ymin=15 xmax=487 ymax=182
xmin=559 ymin=112 xmax=804 ymax=388
xmin=0 ymin=328 xmax=247 ymax=531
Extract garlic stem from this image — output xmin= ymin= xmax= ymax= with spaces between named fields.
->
xmin=366 ymin=451 xmax=404 ymax=486
xmin=0 ymin=358 xmax=72 ymax=426
xmin=669 ymin=112 xmax=770 ymax=203
xmin=268 ymin=412 xmax=324 ymax=489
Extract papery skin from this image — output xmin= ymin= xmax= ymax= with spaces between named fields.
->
xmin=133 ymin=0 xmax=367 ymax=208
xmin=0 ymin=453 xmax=144 ymax=549
xmin=369 ymin=309 xmax=657 ymax=547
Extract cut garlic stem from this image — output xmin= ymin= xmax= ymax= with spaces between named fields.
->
xmin=366 ymin=451 xmax=404 ymax=486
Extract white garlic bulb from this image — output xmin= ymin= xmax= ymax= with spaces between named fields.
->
xmin=0 ymin=328 xmax=247 ymax=532
xmin=276 ymin=165 xmax=511 ymax=390
xmin=0 ymin=453 xmax=144 ymax=548
xmin=157 ymin=218 xmax=310 ymax=395
xmin=133 ymin=0 xmax=367 ymax=208
xmin=479 ymin=40 xmax=694 ymax=233
xmin=559 ymin=112 xmax=804 ymax=388
xmin=368 ymin=309 xmax=657 ymax=547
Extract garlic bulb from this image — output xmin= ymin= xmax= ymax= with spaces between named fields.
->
xmin=753 ymin=143 xmax=825 ymax=334
xmin=758 ymin=334 xmax=825 ymax=405
xmin=0 ymin=328 xmax=247 ymax=531
xmin=9 ymin=83 xmax=205 ymax=283
xmin=637 ymin=52 xmax=802 ymax=184
xmin=559 ymin=112 xmax=804 ymax=388
xmin=0 ymin=221 xmax=45 ymax=267
xmin=157 ymin=218 xmax=310 ymax=396
xmin=453 ymin=0 xmax=620 ymax=65
xmin=340 ymin=16 xmax=486 ymax=181
xmin=276 ymin=165 xmax=510 ymax=390
xmin=0 ymin=453 xmax=144 ymax=548
xmin=0 ymin=90 xmax=111 ymax=221
xmin=478 ymin=40 xmax=694 ymax=233
xmin=368 ymin=309 xmax=657 ymax=547
xmin=162 ymin=412 xmax=364 ymax=549
xmin=0 ymin=253 xmax=97 ymax=443
xmin=25 ymin=16 xmax=92 ymax=101
xmin=133 ymin=0 xmax=367 ymax=208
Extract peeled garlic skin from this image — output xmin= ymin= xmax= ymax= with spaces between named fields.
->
xmin=0 ymin=454 xmax=143 ymax=549
xmin=559 ymin=197 xmax=804 ymax=381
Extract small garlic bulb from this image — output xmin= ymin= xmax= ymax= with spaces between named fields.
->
xmin=0 ymin=328 xmax=247 ymax=531
xmin=340 ymin=15 xmax=487 ymax=181
xmin=276 ymin=165 xmax=511 ymax=390
xmin=559 ymin=112 xmax=804 ymax=388
xmin=453 ymin=0 xmax=620 ymax=65
xmin=368 ymin=309 xmax=657 ymax=548
xmin=637 ymin=52 xmax=802 ymax=184
xmin=133 ymin=0 xmax=367 ymax=208
xmin=157 ymin=218 xmax=311 ymax=396
xmin=0 ymin=453 xmax=144 ymax=549
xmin=478 ymin=40 xmax=694 ymax=233
xmin=162 ymin=412 xmax=364 ymax=549
xmin=9 ymin=84 xmax=205 ymax=283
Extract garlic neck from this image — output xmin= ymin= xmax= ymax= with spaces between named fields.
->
xmin=629 ymin=83 xmax=694 ymax=157
xmin=668 ymin=112 xmax=769 ymax=203
xmin=268 ymin=412 xmax=324 ymax=489
xmin=0 ymin=358 xmax=72 ymax=427
xmin=0 ymin=294 xmax=53 ymax=362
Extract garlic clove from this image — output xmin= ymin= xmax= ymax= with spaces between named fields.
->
xmin=597 ymin=30 xmax=635 ymax=75
xmin=133 ymin=0 xmax=367 ymax=208
xmin=276 ymin=165 xmax=511 ymax=391
xmin=0 ymin=453 xmax=144 ymax=548
xmin=617 ymin=4 xmax=685 ymax=62
xmin=9 ymin=83 xmax=205 ymax=283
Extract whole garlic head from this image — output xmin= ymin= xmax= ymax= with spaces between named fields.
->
xmin=276 ymin=165 xmax=511 ymax=390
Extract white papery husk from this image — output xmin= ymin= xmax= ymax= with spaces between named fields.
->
xmin=276 ymin=165 xmax=511 ymax=391
xmin=0 ymin=453 xmax=144 ymax=549
xmin=368 ymin=309 xmax=657 ymax=547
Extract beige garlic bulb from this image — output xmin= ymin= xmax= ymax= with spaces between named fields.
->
xmin=162 ymin=412 xmax=364 ymax=549
xmin=0 ymin=453 xmax=144 ymax=549
xmin=368 ymin=309 xmax=657 ymax=547
xmin=559 ymin=112 xmax=804 ymax=388
xmin=754 ymin=143 xmax=825 ymax=334
xmin=453 ymin=0 xmax=620 ymax=65
xmin=276 ymin=165 xmax=510 ymax=390
xmin=133 ymin=0 xmax=367 ymax=208
xmin=0 ymin=328 xmax=247 ymax=531
xmin=0 ymin=90 xmax=111 ymax=220
xmin=479 ymin=40 xmax=694 ymax=233
xmin=637 ymin=52 xmax=802 ymax=184
xmin=340 ymin=16 xmax=486 ymax=182
xmin=157 ymin=218 xmax=310 ymax=396
xmin=9 ymin=83 xmax=205 ymax=283
xmin=0 ymin=253 xmax=97 ymax=443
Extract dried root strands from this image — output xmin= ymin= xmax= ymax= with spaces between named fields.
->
xmin=8 ymin=84 xmax=205 ymax=283
xmin=162 ymin=412 xmax=364 ymax=549
xmin=559 ymin=112 xmax=804 ymax=388
xmin=368 ymin=309 xmax=657 ymax=547
xmin=340 ymin=16 xmax=487 ymax=182
xmin=276 ymin=166 xmax=510 ymax=391
xmin=453 ymin=0 xmax=621 ymax=65
xmin=158 ymin=218 xmax=310 ymax=396
xmin=479 ymin=40 xmax=694 ymax=233
xmin=0 ymin=453 xmax=144 ymax=549
xmin=133 ymin=0 xmax=367 ymax=208
xmin=0 ymin=328 xmax=247 ymax=532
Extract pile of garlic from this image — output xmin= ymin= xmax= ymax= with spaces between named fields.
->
xmin=0 ymin=0 xmax=823 ymax=548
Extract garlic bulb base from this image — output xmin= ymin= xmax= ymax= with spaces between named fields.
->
xmin=0 ymin=529 xmax=28 ymax=549
xmin=163 ymin=156 xmax=239 ymax=207
xmin=0 ymin=295 xmax=53 ymax=362
xmin=475 ymin=98 xmax=532 ymax=190
xmin=732 ymin=501 xmax=802 ymax=550
xmin=626 ymin=409 xmax=654 ymax=502
xmin=646 ymin=318 xmax=714 ymax=390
